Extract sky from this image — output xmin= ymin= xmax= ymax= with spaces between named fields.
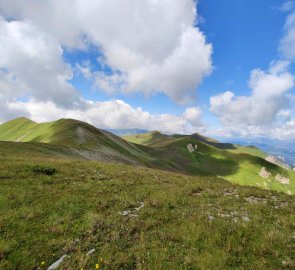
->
xmin=0 ymin=0 xmax=295 ymax=140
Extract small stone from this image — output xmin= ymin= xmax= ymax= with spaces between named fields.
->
xmin=241 ymin=216 xmax=250 ymax=222
xmin=208 ymin=215 xmax=214 ymax=221
xmin=275 ymin=174 xmax=290 ymax=185
xmin=122 ymin=210 xmax=131 ymax=216
xmin=47 ymin=255 xmax=68 ymax=270
xmin=86 ymin=248 xmax=95 ymax=256
xmin=259 ymin=167 xmax=271 ymax=179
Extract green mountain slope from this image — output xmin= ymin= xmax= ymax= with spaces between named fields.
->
xmin=0 ymin=143 xmax=294 ymax=269
xmin=0 ymin=118 xmax=155 ymax=165
xmin=1 ymin=118 xmax=294 ymax=194
xmin=124 ymin=132 xmax=295 ymax=195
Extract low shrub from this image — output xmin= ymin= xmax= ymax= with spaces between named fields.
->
xmin=32 ymin=165 xmax=56 ymax=175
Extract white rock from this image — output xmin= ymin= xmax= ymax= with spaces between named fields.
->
xmin=86 ymin=248 xmax=95 ymax=256
xmin=47 ymin=255 xmax=68 ymax=270
xmin=259 ymin=167 xmax=271 ymax=179
xmin=275 ymin=174 xmax=290 ymax=185
xmin=187 ymin=143 xmax=195 ymax=153
xmin=208 ymin=215 xmax=215 ymax=221
xmin=241 ymin=216 xmax=250 ymax=223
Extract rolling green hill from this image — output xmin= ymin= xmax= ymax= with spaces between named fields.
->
xmin=124 ymin=131 xmax=295 ymax=195
xmin=1 ymin=117 xmax=294 ymax=195
xmin=0 ymin=117 xmax=156 ymax=166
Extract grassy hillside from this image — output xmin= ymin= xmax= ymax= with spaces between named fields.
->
xmin=0 ymin=142 xmax=294 ymax=269
xmin=122 ymin=131 xmax=171 ymax=146
xmin=124 ymin=132 xmax=295 ymax=194
xmin=1 ymin=118 xmax=294 ymax=194
xmin=0 ymin=118 xmax=155 ymax=166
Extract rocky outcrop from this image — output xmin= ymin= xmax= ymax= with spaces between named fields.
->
xmin=259 ymin=167 xmax=271 ymax=179
xmin=187 ymin=143 xmax=198 ymax=153
xmin=275 ymin=174 xmax=290 ymax=185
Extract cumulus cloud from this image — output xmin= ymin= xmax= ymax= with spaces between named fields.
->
xmin=272 ymin=118 xmax=295 ymax=139
xmin=3 ymin=99 xmax=204 ymax=134
xmin=210 ymin=61 xmax=295 ymax=133
xmin=0 ymin=1 xmax=209 ymax=134
xmin=280 ymin=11 xmax=295 ymax=60
xmin=0 ymin=17 xmax=80 ymax=107
xmin=0 ymin=0 xmax=212 ymax=103
xmin=183 ymin=107 xmax=203 ymax=127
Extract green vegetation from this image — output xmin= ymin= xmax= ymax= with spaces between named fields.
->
xmin=1 ymin=118 xmax=294 ymax=195
xmin=125 ymin=132 xmax=295 ymax=195
xmin=0 ymin=142 xmax=294 ymax=269
xmin=32 ymin=165 xmax=57 ymax=176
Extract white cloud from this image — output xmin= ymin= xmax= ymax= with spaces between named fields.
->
xmin=280 ymin=11 xmax=295 ymax=60
xmin=0 ymin=1 xmax=210 ymax=133
xmin=278 ymin=1 xmax=295 ymax=12
xmin=272 ymin=118 xmax=295 ymax=139
xmin=0 ymin=0 xmax=212 ymax=103
xmin=3 ymin=98 xmax=204 ymax=135
xmin=183 ymin=107 xmax=203 ymax=127
xmin=210 ymin=61 xmax=295 ymax=134
xmin=0 ymin=17 xmax=80 ymax=107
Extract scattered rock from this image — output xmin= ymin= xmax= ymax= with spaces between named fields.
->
xmin=275 ymin=174 xmax=290 ymax=185
xmin=286 ymin=190 xmax=292 ymax=195
xmin=259 ymin=167 xmax=271 ymax=179
xmin=187 ymin=143 xmax=195 ymax=153
xmin=47 ymin=255 xmax=68 ymax=270
xmin=241 ymin=216 xmax=250 ymax=222
xmin=282 ymin=259 xmax=295 ymax=267
xmin=274 ymin=201 xmax=288 ymax=209
xmin=86 ymin=248 xmax=96 ymax=256
xmin=208 ymin=215 xmax=215 ymax=221
xmin=218 ymin=213 xmax=232 ymax=218
xmin=244 ymin=196 xmax=267 ymax=204
xmin=121 ymin=202 xmax=144 ymax=218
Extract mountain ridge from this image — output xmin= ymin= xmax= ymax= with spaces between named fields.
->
xmin=1 ymin=117 xmax=294 ymax=194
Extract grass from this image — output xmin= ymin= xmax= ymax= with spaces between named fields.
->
xmin=0 ymin=142 xmax=294 ymax=269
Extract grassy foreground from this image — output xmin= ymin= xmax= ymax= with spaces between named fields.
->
xmin=0 ymin=142 xmax=294 ymax=270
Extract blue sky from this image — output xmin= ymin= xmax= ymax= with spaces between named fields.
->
xmin=0 ymin=0 xmax=295 ymax=139
xmin=64 ymin=0 xmax=295 ymax=130
xmin=198 ymin=0 xmax=295 ymax=126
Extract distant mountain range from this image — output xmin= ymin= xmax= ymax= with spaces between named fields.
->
xmin=106 ymin=128 xmax=149 ymax=136
xmin=222 ymin=138 xmax=295 ymax=167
